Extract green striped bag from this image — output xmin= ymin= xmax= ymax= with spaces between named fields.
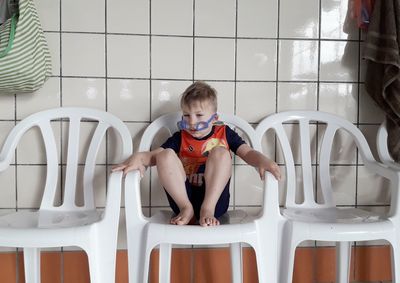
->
xmin=0 ymin=0 xmax=52 ymax=93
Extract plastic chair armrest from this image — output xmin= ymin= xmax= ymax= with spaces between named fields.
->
xmin=125 ymin=170 xmax=148 ymax=224
xmin=102 ymin=171 xmax=123 ymax=223
xmin=260 ymin=171 xmax=283 ymax=220
xmin=364 ymin=159 xmax=400 ymax=181
xmin=0 ymin=146 xmax=13 ymax=171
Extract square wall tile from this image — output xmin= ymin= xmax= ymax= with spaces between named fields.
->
xmin=151 ymin=80 xmax=192 ymax=119
xmin=277 ymin=83 xmax=317 ymax=111
xmin=35 ymin=0 xmax=60 ymax=31
xmin=359 ymin=124 xmax=380 ymax=163
xmin=318 ymin=126 xmax=357 ymax=165
xmin=62 ymin=0 xmax=105 ymax=32
xmin=357 ymin=166 xmax=390 ymax=205
xmin=359 ymin=43 xmax=367 ymax=83
xmin=17 ymin=77 xmax=60 ymax=119
xmin=61 ymin=33 xmax=105 ymax=77
xmin=195 ymin=0 xmax=236 ymax=37
xmin=278 ymin=40 xmax=319 ymax=81
xmin=151 ymin=37 xmax=193 ymax=80
xmin=320 ymin=41 xmax=359 ymax=81
xmin=236 ymin=82 xmax=276 ymax=123
xmin=319 ymin=83 xmax=358 ymax=122
xmin=107 ymin=79 xmax=150 ymax=121
xmin=234 ymin=165 xmax=263 ymax=206
xmin=279 ymin=0 xmax=319 ymax=38
xmin=359 ymin=85 xmax=385 ymax=124
xmin=236 ymin=39 xmax=277 ymax=81
xmin=194 ymin=38 xmax=235 ymax=81
xmin=108 ymin=122 xmax=149 ymax=164
xmin=17 ymin=166 xmax=49 ymax=208
xmin=317 ymin=166 xmax=356 ymax=205
xmin=0 ymin=121 xmax=15 ymax=151
xmin=61 ymin=78 xmax=105 ymax=110
xmin=17 ymin=123 xmax=61 ymax=164
xmin=45 ymin=32 xmax=60 ymax=76
xmin=321 ymin=0 xmax=359 ymax=40
xmin=151 ymin=0 xmax=193 ymax=36
xmin=0 ymin=166 xmax=16 ymax=208
xmin=107 ymin=35 xmax=150 ymax=79
xmin=237 ymin=0 xmax=277 ymax=38
xmin=279 ymin=166 xmax=317 ymax=205
xmin=61 ymin=121 xmax=106 ymax=165
xmin=107 ymin=0 xmax=149 ymax=34
xmin=68 ymin=165 xmax=106 ymax=207
xmin=207 ymin=81 xmax=235 ymax=115
xmin=0 ymin=94 xmax=14 ymax=120
xmin=259 ymin=130 xmax=277 ymax=164
xmin=275 ymin=124 xmax=317 ymax=164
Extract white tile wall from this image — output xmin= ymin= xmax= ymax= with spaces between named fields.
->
xmin=0 ymin=0 xmax=388 ymax=250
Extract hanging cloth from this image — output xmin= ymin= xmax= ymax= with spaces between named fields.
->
xmin=0 ymin=0 xmax=18 ymax=25
xmin=354 ymin=0 xmax=375 ymax=29
xmin=363 ymin=0 xmax=400 ymax=161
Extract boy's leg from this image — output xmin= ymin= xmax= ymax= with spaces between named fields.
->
xmin=201 ymin=146 xmax=232 ymax=226
xmin=156 ymin=148 xmax=194 ymax=225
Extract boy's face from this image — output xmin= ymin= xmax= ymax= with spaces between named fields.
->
xmin=181 ymin=100 xmax=217 ymax=138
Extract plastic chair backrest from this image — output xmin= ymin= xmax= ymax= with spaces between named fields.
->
xmin=0 ymin=107 xmax=132 ymax=211
xmin=256 ymin=111 xmax=375 ymax=209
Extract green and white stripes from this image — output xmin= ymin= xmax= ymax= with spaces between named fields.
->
xmin=0 ymin=0 xmax=51 ymax=93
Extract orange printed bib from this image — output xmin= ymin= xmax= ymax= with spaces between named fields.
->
xmin=179 ymin=125 xmax=230 ymax=186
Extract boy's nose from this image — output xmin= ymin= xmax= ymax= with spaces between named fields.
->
xmin=188 ymin=116 xmax=197 ymax=125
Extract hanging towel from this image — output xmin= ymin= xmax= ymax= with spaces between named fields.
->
xmin=0 ymin=0 xmax=18 ymax=25
xmin=364 ymin=0 xmax=400 ymax=162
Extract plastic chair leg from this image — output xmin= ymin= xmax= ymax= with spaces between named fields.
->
xmin=142 ymin=244 xmax=154 ymax=283
xmin=279 ymin=239 xmax=296 ymax=283
xmin=87 ymin=243 xmax=117 ymax=283
xmin=230 ymin=243 xmax=242 ymax=283
xmin=127 ymin=234 xmax=146 ymax=283
xmin=336 ymin=241 xmax=351 ymax=283
xmin=23 ymin=248 xmax=41 ymax=283
xmin=159 ymin=243 xmax=172 ymax=283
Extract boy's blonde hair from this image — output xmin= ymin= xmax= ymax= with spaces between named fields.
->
xmin=180 ymin=81 xmax=217 ymax=112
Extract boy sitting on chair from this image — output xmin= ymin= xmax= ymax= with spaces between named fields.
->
xmin=113 ymin=81 xmax=281 ymax=227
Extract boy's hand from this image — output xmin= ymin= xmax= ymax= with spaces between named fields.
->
xmin=258 ymin=159 xmax=281 ymax=181
xmin=112 ymin=154 xmax=146 ymax=177
xmin=236 ymin=144 xmax=282 ymax=181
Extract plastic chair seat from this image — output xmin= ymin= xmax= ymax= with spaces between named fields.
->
xmin=0 ymin=210 xmax=102 ymax=229
xmin=149 ymin=209 xmax=248 ymax=225
xmin=282 ymin=207 xmax=383 ymax=223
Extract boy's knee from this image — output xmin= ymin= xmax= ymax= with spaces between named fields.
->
xmin=208 ymin=146 xmax=230 ymax=159
xmin=156 ymin=148 xmax=177 ymax=164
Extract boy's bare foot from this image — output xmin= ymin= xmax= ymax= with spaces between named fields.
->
xmin=170 ymin=205 xmax=194 ymax=225
xmin=199 ymin=207 xmax=219 ymax=227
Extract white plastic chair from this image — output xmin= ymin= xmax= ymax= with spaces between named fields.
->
xmin=125 ymin=112 xmax=283 ymax=283
xmin=255 ymin=111 xmax=400 ymax=283
xmin=0 ymin=107 xmax=132 ymax=283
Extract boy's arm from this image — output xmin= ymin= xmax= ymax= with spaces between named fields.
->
xmin=236 ymin=144 xmax=281 ymax=181
xmin=112 ymin=147 xmax=164 ymax=177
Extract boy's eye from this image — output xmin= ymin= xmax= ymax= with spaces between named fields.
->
xmin=196 ymin=114 xmax=204 ymax=117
